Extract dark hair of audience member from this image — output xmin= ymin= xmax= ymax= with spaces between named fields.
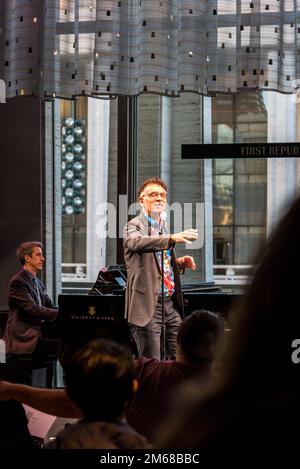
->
xmin=64 ymin=339 xmax=135 ymax=422
xmin=0 ymin=401 xmax=36 ymax=449
xmin=177 ymin=309 xmax=223 ymax=365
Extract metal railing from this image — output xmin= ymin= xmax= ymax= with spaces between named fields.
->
xmin=213 ymin=264 xmax=253 ymax=285
xmin=61 ymin=263 xmax=253 ymax=285
xmin=62 ymin=263 xmax=87 ymax=282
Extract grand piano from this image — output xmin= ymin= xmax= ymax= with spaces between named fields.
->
xmin=49 ymin=266 xmax=242 ymax=363
xmin=55 ymin=293 xmax=131 ymax=365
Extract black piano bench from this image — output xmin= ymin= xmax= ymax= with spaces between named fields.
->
xmin=0 ymin=354 xmax=57 ymax=388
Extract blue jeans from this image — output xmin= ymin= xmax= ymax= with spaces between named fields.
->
xmin=130 ymin=298 xmax=182 ymax=360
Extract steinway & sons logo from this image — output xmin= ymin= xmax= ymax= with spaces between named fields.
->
xmin=88 ymin=306 xmax=96 ymax=316
xmin=70 ymin=306 xmax=114 ymax=320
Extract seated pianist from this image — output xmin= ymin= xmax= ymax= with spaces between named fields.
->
xmin=3 ymin=242 xmax=60 ymax=361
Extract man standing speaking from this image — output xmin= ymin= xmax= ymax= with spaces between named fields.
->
xmin=123 ymin=177 xmax=198 ymax=360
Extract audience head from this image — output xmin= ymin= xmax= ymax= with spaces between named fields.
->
xmin=64 ymin=339 xmax=135 ymax=422
xmin=177 ymin=309 xmax=223 ymax=365
xmin=16 ymin=241 xmax=43 ymax=266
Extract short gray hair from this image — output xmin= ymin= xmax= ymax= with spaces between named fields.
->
xmin=16 ymin=241 xmax=43 ymax=265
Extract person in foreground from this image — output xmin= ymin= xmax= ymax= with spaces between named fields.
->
xmin=126 ymin=309 xmax=224 ymax=442
xmin=43 ymin=339 xmax=151 ymax=449
xmin=3 ymin=241 xmax=59 ymax=357
xmin=123 ymin=177 xmax=198 ymax=360
xmin=0 ymin=310 xmax=223 ymax=444
xmin=156 ymin=195 xmax=300 ymax=448
xmin=49 ymin=339 xmax=150 ymax=449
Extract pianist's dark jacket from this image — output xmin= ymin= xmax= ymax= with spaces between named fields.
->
xmin=3 ymin=268 xmax=58 ymax=354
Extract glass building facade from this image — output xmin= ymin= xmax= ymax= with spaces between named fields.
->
xmin=49 ymin=89 xmax=300 ymax=288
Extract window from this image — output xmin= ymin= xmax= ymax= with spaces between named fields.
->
xmin=211 ymin=90 xmax=300 ymax=283
xmin=55 ymin=96 xmax=118 ymax=284
xmin=48 ymin=90 xmax=300 ymax=288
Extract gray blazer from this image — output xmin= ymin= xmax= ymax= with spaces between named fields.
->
xmin=3 ymin=269 xmax=58 ymax=354
xmin=123 ymin=213 xmax=184 ymax=327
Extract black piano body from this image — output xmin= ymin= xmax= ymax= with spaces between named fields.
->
xmin=50 ymin=294 xmax=131 ymax=366
xmin=183 ymin=288 xmax=243 ymax=318
xmin=44 ymin=284 xmax=243 ymax=365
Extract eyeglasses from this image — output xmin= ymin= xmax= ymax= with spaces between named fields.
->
xmin=142 ymin=191 xmax=167 ymax=199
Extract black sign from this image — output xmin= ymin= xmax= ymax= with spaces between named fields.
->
xmin=182 ymin=143 xmax=300 ymax=159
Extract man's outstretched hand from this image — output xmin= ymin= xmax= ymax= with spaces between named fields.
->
xmin=170 ymin=229 xmax=198 ymax=244
xmin=177 ymin=255 xmax=197 ymax=270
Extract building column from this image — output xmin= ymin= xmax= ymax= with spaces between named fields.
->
xmin=203 ymin=97 xmax=214 ymax=282
xmin=0 ymin=97 xmax=44 ymax=309
xmin=267 ymin=93 xmax=298 ymax=235
xmin=44 ymin=99 xmax=62 ymax=301
xmin=171 ymin=93 xmax=205 ymax=282
xmin=86 ymin=98 xmax=110 ymax=282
